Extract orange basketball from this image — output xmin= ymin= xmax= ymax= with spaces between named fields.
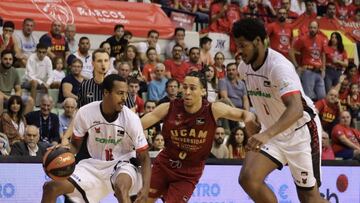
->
xmin=43 ymin=147 xmax=76 ymax=181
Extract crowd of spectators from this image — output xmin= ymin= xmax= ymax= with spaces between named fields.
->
xmin=0 ymin=0 xmax=360 ymax=163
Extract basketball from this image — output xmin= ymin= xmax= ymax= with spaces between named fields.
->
xmin=336 ymin=174 xmax=348 ymax=193
xmin=43 ymin=147 xmax=76 ymax=181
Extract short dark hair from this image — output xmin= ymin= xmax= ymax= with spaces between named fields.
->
xmin=3 ymin=21 xmax=14 ymax=29
xmin=200 ymin=36 xmax=212 ymax=48
xmin=1 ymin=50 xmax=14 ymax=58
xmin=92 ymin=48 xmax=109 ymax=61
xmin=148 ymin=29 xmax=159 ymax=37
xmin=128 ymin=77 xmax=140 ymax=85
xmin=226 ymin=62 xmax=237 ymax=69
xmin=172 ymin=43 xmax=183 ymax=51
xmin=233 ymin=18 xmax=267 ymax=42
xmin=99 ymin=41 xmax=109 ymax=49
xmin=114 ymin=24 xmax=124 ymax=32
xmin=79 ymin=36 xmax=89 ymax=43
xmin=124 ymin=30 xmax=132 ymax=37
xmin=189 ymin=47 xmax=200 ymax=54
xmin=186 ymin=71 xmax=207 ymax=89
xmin=175 ymin=27 xmax=185 ymax=34
xmin=327 ymin=2 xmax=336 ymax=10
xmin=36 ymin=43 xmax=47 ymax=50
xmin=144 ymin=100 xmax=157 ymax=108
xmin=146 ymin=47 xmax=157 ymax=56
xmin=23 ymin=18 xmax=34 ymax=25
xmin=102 ymin=74 xmax=127 ymax=92
xmin=166 ymin=78 xmax=179 ymax=88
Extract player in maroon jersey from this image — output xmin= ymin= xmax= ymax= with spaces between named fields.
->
xmin=141 ymin=71 xmax=258 ymax=203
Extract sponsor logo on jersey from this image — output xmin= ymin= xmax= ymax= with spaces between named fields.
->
xmin=95 ymin=137 xmax=121 ymax=145
xmin=263 ymin=81 xmax=271 ymax=87
xmin=95 ymin=127 xmax=101 ymax=133
xmin=117 ymin=130 xmax=125 ymax=137
xmin=248 ymin=90 xmax=271 ymax=98
xmin=196 ymin=117 xmax=205 ymax=125
xmin=170 ymin=129 xmax=208 ymax=138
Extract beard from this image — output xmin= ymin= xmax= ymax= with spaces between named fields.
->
xmin=215 ymin=137 xmax=224 ymax=145
xmin=247 ymin=45 xmax=259 ymax=66
xmin=1 ymin=62 xmax=11 ymax=69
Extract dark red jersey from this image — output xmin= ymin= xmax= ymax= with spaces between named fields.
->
xmin=161 ymin=99 xmax=217 ymax=164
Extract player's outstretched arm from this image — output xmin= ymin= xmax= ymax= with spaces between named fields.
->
xmin=141 ymin=103 xmax=170 ymax=129
xmin=135 ymin=149 xmax=151 ymax=203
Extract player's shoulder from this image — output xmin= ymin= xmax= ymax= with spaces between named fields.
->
xmin=267 ymin=49 xmax=294 ymax=71
xmin=121 ymin=105 xmax=141 ymax=121
xmin=78 ymin=101 xmax=101 ymax=114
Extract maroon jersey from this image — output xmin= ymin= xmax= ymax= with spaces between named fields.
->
xmin=161 ymin=99 xmax=217 ymax=164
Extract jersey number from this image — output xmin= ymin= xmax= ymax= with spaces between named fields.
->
xmin=105 ymin=149 xmax=114 ymax=161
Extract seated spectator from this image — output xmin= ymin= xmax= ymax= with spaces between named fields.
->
xmin=165 ymin=27 xmax=188 ymax=60
xmin=137 ymin=29 xmax=161 ymax=63
xmin=50 ymin=57 xmax=66 ymax=89
xmin=65 ymin=24 xmax=77 ymax=54
xmin=227 ymin=126 xmax=247 ymax=159
xmin=58 ymin=58 xmax=84 ymax=104
xmin=25 ymin=95 xmax=60 ymax=145
xmin=0 ymin=95 xmax=27 ymax=146
xmin=128 ymin=77 xmax=144 ymax=115
xmin=324 ymin=32 xmax=348 ymax=93
xmin=204 ymin=65 xmax=218 ymax=103
xmin=121 ymin=45 xmax=146 ymax=92
xmin=199 ymin=36 xmax=214 ymax=66
xmin=67 ymin=36 xmax=93 ymax=80
xmin=322 ymin=131 xmax=335 ymax=160
xmin=142 ymin=47 xmax=158 ymax=83
xmin=158 ymin=79 xmax=180 ymax=104
xmin=331 ymin=110 xmax=360 ymax=160
xmin=141 ymin=100 xmax=161 ymax=144
xmin=315 ymin=88 xmax=342 ymax=134
xmin=59 ymin=98 xmax=77 ymax=139
xmin=100 ymin=41 xmax=116 ymax=75
xmin=179 ymin=0 xmax=209 ymax=25
xmin=337 ymin=76 xmax=350 ymax=111
xmin=0 ymin=133 xmax=10 ymax=156
xmin=0 ymin=21 xmax=22 ymax=60
xmin=105 ymin=24 xmax=127 ymax=60
xmin=219 ymin=63 xmax=249 ymax=110
xmin=10 ymin=125 xmax=51 ymax=157
xmin=347 ymin=83 xmax=360 ymax=123
xmin=346 ymin=63 xmax=360 ymax=85
xmin=23 ymin=43 xmax=53 ymax=101
xmin=148 ymin=63 xmax=168 ymax=102
xmin=14 ymin=18 xmax=38 ymax=67
xmin=213 ymin=52 xmax=226 ymax=79
xmin=150 ymin=134 xmax=165 ymax=151
xmin=164 ymin=44 xmax=189 ymax=83
xmin=210 ymin=126 xmax=229 ymax=158
xmin=0 ymin=50 xmax=34 ymax=114
xmin=185 ymin=47 xmax=202 ymax=72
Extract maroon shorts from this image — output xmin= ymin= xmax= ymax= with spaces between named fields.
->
xmin=149 ymin=154 xmax=205 ymax=203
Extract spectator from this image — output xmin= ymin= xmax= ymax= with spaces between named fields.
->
xmin=165 ymin=27 xmax=188 ymax=60
xmin=346 ymin=63 xmax=360 ymax=85
xmin=141 ymin=100 xmax=161 ymax=144
xmin=281 ymin=0 xmax=299 ymax=22
xmin=210 ymin=126 xmax=230 ymax=158
xmin=266 ymin=7 xmax=294 ymax=59
xmin=39 ymin=20 xmax=70 ymax=61
xmin=315 ymin=0 xmax=328 ymax=16
xmin=0 ymin=21 xmax=21 ymax=58
xmin=324 ymin=32 xmax=348 ymax=93
xmin=147 ymin=63 xmax=168 ymax=102
xmin=242 ymin=0 xmax=276 ymax=23
xmin=0 ymin=50 xmax=34 ymax=114
xmin=58 ymin=58 xmax=84 ymax=104
xmin=213 ymin=52 xmax=226 ymax=79
xmin=337 ymin=76 xmax=350 ymax=111
xmin=336 ymin=0 xmax=353 ymax=21
xmin=321 ymin=131 xmax=335 ymax=160
xmin=142 ymin=47 xmax=158 ymax=83
xmin=227 ymin=126 xmax=247 ymax=159
xmin=137 ymin=30 xmax=161 ymax=63
xmin=219 ymin=63 xmax=249 ymax=110
xmin=0 ymin=95 xmax=27 ymax=146
xmin=10 ymin=125 xmax=51 ymax=157
xmin=347 ymin=83 xmax=360 ymax=123
xmin=199 ymin=36 xmax=214 ymax=66
xmin=164 ymin=44 xmax=189 ymax=83
xmin=150 ymin=134 xmax=165 ymax=151
xmin=25 ymin=95 xmax=60 ymax=145
xmin=121 ymin=45 xmax=142 ymax=78
xmin=67 ymin=36 xmax=93 ymax=80
xmin=14 ymin=18 xmax=38 ymax=67
xmin=117 ymin=61 xmax=131 ymax=79
xmin=185 ymin=47 xmax=202 ymax=72
xmin=105 ymin=24 xmax=127 ymax=60
xmin=128 ymin=77 xmax=144 ymax=115
xmin=296 ymin=0 xmax=317 ymax=35
xmin=65 ymin=24 xmax=77 ymax=54
xmin=204 ymin=65 xmax=218 ymax=102
xmin=59 ymin=98 xmax=77 ymax=139
xmin=179 ymin=0 xmax=209 ymax=25
xmin=23 ymin=43 xmax=53 ymax=101
xmin=290 ymin=20 xmax=327 ymax=101
xmin=331 ymin=110 xmax=360 ymax=160
xmin=50 ymin=57 xmax=65 ymax=89
xmin=317 ymin=2 xmax=342 ymax=30
xmin=158 ymin=79 xmax=180 ymax=104
xmin=315 ymin=88 xmax=342 ymax=134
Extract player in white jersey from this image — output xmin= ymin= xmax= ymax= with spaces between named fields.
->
xmin=41 ymin=74 xmax=151 ymax=203
xmin=233 ymin=18 xmax=326 ymax=203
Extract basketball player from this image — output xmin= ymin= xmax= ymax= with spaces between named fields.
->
xmin=141 ymin=71 xmax=258 ymax=202
xmin=41 ymin=74 xmax=151 ymax=203
xmin=233 ymin=18 xmax=325 ymax=202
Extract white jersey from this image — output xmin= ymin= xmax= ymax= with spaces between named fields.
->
xmin=238 ymin=48 xmax=316 ymax=137
xmin=73 ymin=51 xmax=93 ymax=79
xmin=14 ymin=31 xmax=38 ymax=57
xmin=73 ymin=101 xmax=148 ymax=161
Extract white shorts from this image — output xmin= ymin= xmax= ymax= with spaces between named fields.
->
xmin=67 ymin=158 xmax=142 ymax=203
xmin=260 ymin=116 xmax=322 ymax=189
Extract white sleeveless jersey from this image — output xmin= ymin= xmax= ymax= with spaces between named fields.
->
xmin=73 ymin=101 xmax=148 ymax=161
xmin=14 ymin=32 xmax=38 ymax=57
xmin=238 ymin=48 xmax=316 ymax=137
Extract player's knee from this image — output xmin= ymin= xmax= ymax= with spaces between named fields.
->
xmin=239 ymin=169 xmax=259 ymax=190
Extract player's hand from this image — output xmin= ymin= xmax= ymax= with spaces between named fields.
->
xmin=245 ymin=132 xmax=270 ymax=152
xmin=134 ymin=187 xmax=148 ymax=203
